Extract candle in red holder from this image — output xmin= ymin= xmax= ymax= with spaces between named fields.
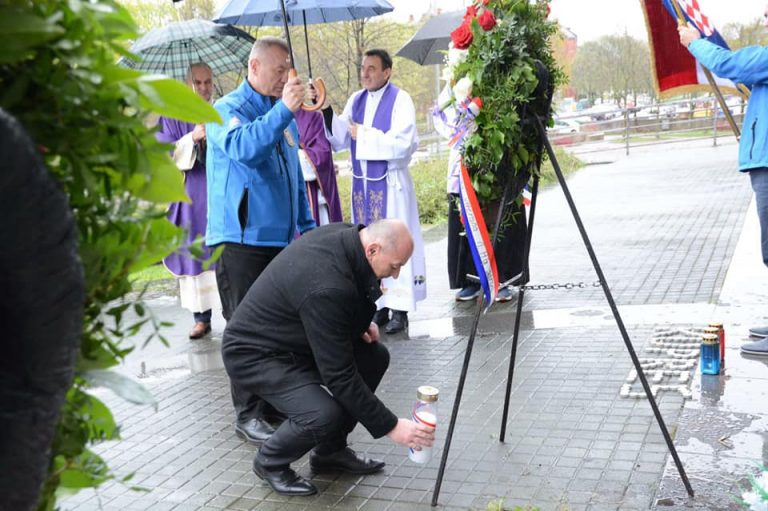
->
xmin=709 ymin=322 xmax=725 ymax=369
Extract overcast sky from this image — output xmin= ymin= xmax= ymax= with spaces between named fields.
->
xmin=383 ymin=0 xmax=766 ymax=42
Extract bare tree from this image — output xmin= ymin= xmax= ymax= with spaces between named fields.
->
xmin=571 ymin=34 xmax=651 ymax=107
xmin=571 ymin=41 xmax=607 ymax=103
xmin=122 ymin=0 xmax=175 ymax=32
xmin=721 ymin=17 xmax=767 ymax=49
xmin=173 ymin=0 xmax=215 ymax=21
xmin=290 ymin=18 xmax=435 ymax=122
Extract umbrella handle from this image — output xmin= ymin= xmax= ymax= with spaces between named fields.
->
xmin=289 ymin=69 xmax=326 ymax=112
xmin=303 ymin=77 xmax=326 ymax=112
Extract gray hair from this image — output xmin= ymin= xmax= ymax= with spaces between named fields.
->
xmin=248 ymin=36 xmax=290 ymax=61
xmin=185 ymin=62 xmax=212 ymax=82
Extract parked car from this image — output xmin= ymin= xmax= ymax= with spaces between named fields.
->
xmin=587 ymin=103 xmax=619 ymax=121
xmin=548 ymin=118 xmax=581 ymax=135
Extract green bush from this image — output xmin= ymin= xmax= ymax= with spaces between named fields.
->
xmin=335 ymin=156 xmax=447 ymax=225
xmin=336 ymin=145 xmax=582 ymax=226
xmin=540 ymin=145 xmax=583 ymax=186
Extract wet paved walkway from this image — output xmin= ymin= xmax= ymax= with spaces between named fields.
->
xmin=62 ymin=138 xmax=768 ymax=511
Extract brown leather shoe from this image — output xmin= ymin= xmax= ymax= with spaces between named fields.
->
xmin=188 ymin=321 xmax=211 ymax=339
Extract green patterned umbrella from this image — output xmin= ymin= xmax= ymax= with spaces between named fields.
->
xmin=120 ymin=19 xmax=255 ymax=81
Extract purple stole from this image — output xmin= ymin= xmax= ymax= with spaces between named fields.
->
xmin=350 ymin=83 xmax=399 ymax=225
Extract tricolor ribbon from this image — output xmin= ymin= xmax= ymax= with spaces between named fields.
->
xmin=458 ymin=159 xmax=499 ymax=305
xmin=521 ymin=184 xmax=532 ymax=207
xmin=448 ymin=97 xmax=483 ymax=150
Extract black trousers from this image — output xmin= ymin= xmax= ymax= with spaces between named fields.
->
xmin=231 ymin=341 xmax=390 ymax=469
xmin=447 ymin=193 xmax=528 ymax=289
xmin=215 ymin=242 xmax=282 ymax=422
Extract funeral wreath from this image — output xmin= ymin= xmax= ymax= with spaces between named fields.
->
xmin=440 ymin=0 xmax=563 ymax=204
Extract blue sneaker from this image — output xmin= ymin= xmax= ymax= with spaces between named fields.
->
xmin=749 ymin=326 xmax=768 ymax=339
xmin=495 ymin=287 xmax=514 ymax=302
xmin=456 ymin=285 xmax=481 ymax=301
xmin=741 ymin=338 xmax=768 ymax=357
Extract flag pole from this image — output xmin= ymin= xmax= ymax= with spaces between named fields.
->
xmin=738 ymin=84 xmax=751 ymax=100
xmin=669 ymin=0 xmax=741 ymax=138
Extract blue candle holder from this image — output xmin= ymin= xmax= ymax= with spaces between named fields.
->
xmin=700 ymin=333 xmax=720 ymax=375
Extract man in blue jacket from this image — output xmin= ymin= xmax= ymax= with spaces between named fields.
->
xmin=680 ymin=11 xmax=768 ymax=355
xmin=206 ymin=36 xmax=316 ymax=443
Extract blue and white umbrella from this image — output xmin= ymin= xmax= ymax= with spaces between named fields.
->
xmin=213 ymin=0 xmax=394 ymax=76
xmin=214 ymin=0 xmax=394 ymax=27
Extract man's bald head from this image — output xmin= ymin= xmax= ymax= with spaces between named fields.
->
xmin=186 ymin=62 xmax=213 ymax=102
xmin=359 ymin=219 xmax=413 ymax=279
xmin=248 ymin=37 xmax=290 ymax=62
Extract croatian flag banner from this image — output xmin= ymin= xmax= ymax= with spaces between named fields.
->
xmin=640 ymin=0 xmax=738 ymax=97
xmin=458 ymin=160 xmax=498 ymax=304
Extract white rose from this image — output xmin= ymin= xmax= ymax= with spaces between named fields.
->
xmin=441 ymin=43 xmax=468 ymax=84
xmin=452 ymin=76 xmax=473 ymax=102
xmin=441 ymin=66 xmax=454 ymax=83
xmin=446 ymin=46 xmax=468 ymax=69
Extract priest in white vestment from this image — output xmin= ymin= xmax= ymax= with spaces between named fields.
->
xmin=320 ymin=49 xmax=426 ymax=334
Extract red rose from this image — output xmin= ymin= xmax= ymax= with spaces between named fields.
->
xmin=464 ymin=5 xmax=477 ymax=22
xmin=477 ymin=9 xmax=496 ymax=31
xmin=482 ymin=0 xmax=491 ymax=4
xmin=450 ymin=22 xmax=473 ymax=50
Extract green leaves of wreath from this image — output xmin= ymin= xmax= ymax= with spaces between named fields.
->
xmin=442 ymin=0 xmax=563 ymax=203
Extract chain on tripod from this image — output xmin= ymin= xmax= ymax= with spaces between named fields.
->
xmin=520 ymin=280 xmax=602 ymax=291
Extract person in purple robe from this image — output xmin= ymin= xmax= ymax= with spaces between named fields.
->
xmin=156 ymin=62 xmax=220 ymax=339
xmin=294 ymin=109 xmax=343 ymax=225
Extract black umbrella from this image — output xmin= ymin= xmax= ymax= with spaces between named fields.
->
xmin=396 ymin=10 xmax=463 ymax=66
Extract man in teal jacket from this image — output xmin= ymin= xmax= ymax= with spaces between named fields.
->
xmin=206 ymin=36 xmax=315 ymax=443
xmin=680 ymin=10 xmax=768 ymax=355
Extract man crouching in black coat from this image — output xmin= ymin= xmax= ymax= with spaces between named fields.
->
xmin=222 ymin=219 xmax=435 ymax=496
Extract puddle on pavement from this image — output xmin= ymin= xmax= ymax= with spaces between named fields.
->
xmin=187 ymin=337 xmax=224 ymax=373
xmin=409 ymin=302 xmax=718 ymax=338
xmin=691 ymin=359 xmax=768 ymax=415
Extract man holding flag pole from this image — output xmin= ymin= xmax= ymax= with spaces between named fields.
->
xmin=641 ymin=0 xmax=747 ymax=131
xmin=677 ymin=2 xmax=768 ymax=355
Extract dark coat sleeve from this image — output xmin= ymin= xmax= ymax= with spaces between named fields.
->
xmin=299 ymin=289 xmax=398 ymax=438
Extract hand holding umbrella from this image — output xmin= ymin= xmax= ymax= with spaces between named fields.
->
xmin=279 ymin=0 xmax=326 ymax=112
xmin=281 ymin=73 xmax=309 ymax=112
xmin=214 ymin=0 xmax=395 ymax=112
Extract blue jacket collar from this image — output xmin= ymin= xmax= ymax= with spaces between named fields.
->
xmin=237 ymin=79 xmax=275 ymax=110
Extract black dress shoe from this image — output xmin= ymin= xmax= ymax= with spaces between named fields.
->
xmin=234 ymin=418 xmax=275 ymax=444
xmin=309 ymin=447 xmax=385 ymax=475
xmin=372 ymin=307 xmax=390 ymax=327
xmin=253 ymin=459 xmax=317 ymax=496
xmin=384 ymin=310 xmax=408 ymax=334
